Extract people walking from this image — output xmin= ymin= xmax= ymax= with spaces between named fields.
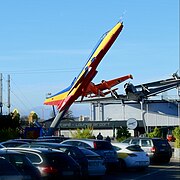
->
xmin=105 ymin=135 xmax=111 ymax=142
xmin=97 ymin=132 xmax=103 ymax=140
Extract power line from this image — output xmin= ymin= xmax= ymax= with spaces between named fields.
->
xmin=1 ymin=68 xmax=80 ymax=75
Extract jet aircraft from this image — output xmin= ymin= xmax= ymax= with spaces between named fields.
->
xmin=81 ymin=74 xmax=133 ymax=99
xmin=117 ymin=72 xmax=180 ymax=102
xmin=44 ymin=20 xmax=124 ymax=135
xmin=76 ymin=73 xmax=180 ymax=104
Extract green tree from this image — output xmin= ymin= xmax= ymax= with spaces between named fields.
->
xmin=0 ymin=128 xmax=19 ymax=142
xmin=116 ymin=127 xmax=131 ymax=142
xmin=28 ymin=111 xmax=39 ymax=126
xmin=10 ymin=109 xmax=20 ymax=128
xmin=148 ymin=127 xmax=162 ymax=138
xmin=173 ymin=126 xmax=180 ymax=148
xmin=70 ymin=126 xmax=95 ymax=139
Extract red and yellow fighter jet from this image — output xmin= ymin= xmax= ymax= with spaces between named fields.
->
xmin=83 ymin=74 xmax=133 ymax=98
xmin=44 ymin=20 xmax=124 ymax=134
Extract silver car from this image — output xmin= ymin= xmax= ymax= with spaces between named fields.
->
xmin=122 ymin=137 xmax=172 ymax=163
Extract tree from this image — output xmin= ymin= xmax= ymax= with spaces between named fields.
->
xmin=116 ymin=127 xmax=131 ymax=142
xmin=64 ymin=109 xmax=74 ymax=119
xmin=28 ymin=111 xmax=38 ymax=126
xmin=148 ymin=127 xmax=162 ymax=138
xmin=0 ymin=109 xmax=21 ymax=141
xmin=70 ymin=126 xmax=95 ymax=139
xmin=0 ymin=128 xmax=19 ymax=142
xmin=173 ymin=126 xmax=180 ymax=148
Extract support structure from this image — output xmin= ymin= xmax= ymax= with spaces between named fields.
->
xmin=0 ymin=73 xmax=2 ymax=115
xmin=7 ymin=75 xmax=11 ymax=114
xmin=140 ymin=99 xmax=147 ymax=134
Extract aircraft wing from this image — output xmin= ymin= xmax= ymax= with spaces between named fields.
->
xmin=83 ymin=74 xmax=133 ymax=97
xmin=135 ymin=73 xmax=180 ymax=90
xmin=122 ymin=73 xmax=180 ymax=102
xmin=44 ymin=77 xmax=76 ymax=106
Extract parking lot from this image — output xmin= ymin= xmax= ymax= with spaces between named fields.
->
xmin=103 ymin=156 xmax=180 ymax=180
xmin=0 ymin=138 xmax=179 ymax=179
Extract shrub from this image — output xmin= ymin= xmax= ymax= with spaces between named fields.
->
xmin=148 ymin=127 xmax=162 ymax=138
xmin=173 ymin=126 xmax=180 ymax=148
xmin=70 ymin=126 xmax=95 ymax=139
xmin=0 ymin=128 xmax=19 ymax=142
xmin=116 ymin=127 xmax=131 ymax=142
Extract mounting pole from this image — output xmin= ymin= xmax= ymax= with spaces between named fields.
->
xmin=140 ymin=99 xmax=147 ymax=135
xmin=7 ymin=74 xmax=11 ymax=114
xmin=0 ymin=73 xmax=2 ymax=115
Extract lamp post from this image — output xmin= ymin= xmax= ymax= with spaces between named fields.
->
xmin=178 ymin=86 xmax=180 ymax=126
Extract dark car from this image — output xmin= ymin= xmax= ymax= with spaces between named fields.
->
xmin=4 ymin=147 xmax=81 ymax=180
xmin=37 ymin=136 xmax=69 ymax=143
xmin=0 ymin=157 xmax=23 ymax=180
xmin=0 ymin=139 xmax=29 ymax=147
xmin=61 ymin=139 xmax=119 ymax=171
xmin=19 ymin=142 xmax=106 ymax=177
xmin=122 ymin=137 xmax=172 ymax=163
xmin=0 ymin=149 xmax=41 ymax=180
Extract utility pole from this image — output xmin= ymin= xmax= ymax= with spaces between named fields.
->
xmin=7 ymin=74 xmax=11 ymax=114
xmin=0 ymin=73 xmax=2 ymax=115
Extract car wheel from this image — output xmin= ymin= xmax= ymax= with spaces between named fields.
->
xmin=118 ymin=159 xmax=126 ymax=171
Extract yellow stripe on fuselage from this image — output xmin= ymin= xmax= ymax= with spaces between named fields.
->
xmin=70 ymin=22 xmax=123 ymax=95
xmin=44 ymin=91 xmax=69 ymax=105
xmin=44 ymin=21 xmax=123 ymax=105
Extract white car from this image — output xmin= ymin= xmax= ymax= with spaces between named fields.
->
xmin=111 ymin=142 xmax=150 ymax=170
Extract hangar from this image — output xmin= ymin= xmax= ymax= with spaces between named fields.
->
xmin=46 ymin=73 xmax=180 ymax=138
xmin=59 ymin=96 xmax=180 ymax=138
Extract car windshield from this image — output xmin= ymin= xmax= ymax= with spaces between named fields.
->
xmin=152 ymin=139 xmax=170 ymax=147
xmin=79 ymin=148 xmax=99 ymax=156
xmin=59 ymin=147 xmax=85 ymax=158
xmin=126 ymin=145 xmax=143 ymax=152
xmin=46 ymin=153 xmax=78 ymax=168
xmin=94 ymin=141 xmax=113 ymax=150
xmin=121 ymin=138 xmax=131 ymax=143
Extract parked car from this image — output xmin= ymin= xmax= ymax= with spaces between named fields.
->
xmin=0 ymin=157 xmax=23 ymax=180
xmin=61 ymin=139 xmax=119 ymax=171
xmin=0 ymin=139 xmax=29 ymax=147
xmin=78 ymin=147 xmax=106 ymax=177
xmin=112 ymin=142 xmax=150 ymax=170
xmin=122 ymin=137 xmax=172 ymax=163
xmin=19 ymin=142 xmax=106 ymax=177
xmin=37 ymin=136 xmax=69 ymax=143
xmin=0 ymin=149 xmax=41 ymax=180
xmin=0 ymin=144 xmax=5 ymax=148
xmin=3 ymin=147 xmax=81 ymax=180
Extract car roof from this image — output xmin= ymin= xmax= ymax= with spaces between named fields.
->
xmin=22 ymin=142 xmax=80 ymax=149
xmin=126 ymin=137 xmax=163 ymax=140
xmin=62 ymin=139 xmax=107 ymax=143
xmin=2 ymin=147 xmax=64 ymax=154
xmin=0 ymin=149 xmax=25 ymax=155
xmin=30 ymin=142 xmax=73 ymax=146
xmin=111 ymin=142 xmax=138 ymax=148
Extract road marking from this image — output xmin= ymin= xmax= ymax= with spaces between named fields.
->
xmin=133 ymin=165 xmax=178 ymax=180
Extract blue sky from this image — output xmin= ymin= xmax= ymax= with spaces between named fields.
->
xmin=0 ymin=0 xmax=179 ymax=119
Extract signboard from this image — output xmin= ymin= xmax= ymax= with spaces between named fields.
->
xmin=126 ymin=118 xmax=138 ymax=130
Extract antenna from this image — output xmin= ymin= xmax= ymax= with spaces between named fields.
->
xmin=119 ymin=10 xmax=127 ymax=22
